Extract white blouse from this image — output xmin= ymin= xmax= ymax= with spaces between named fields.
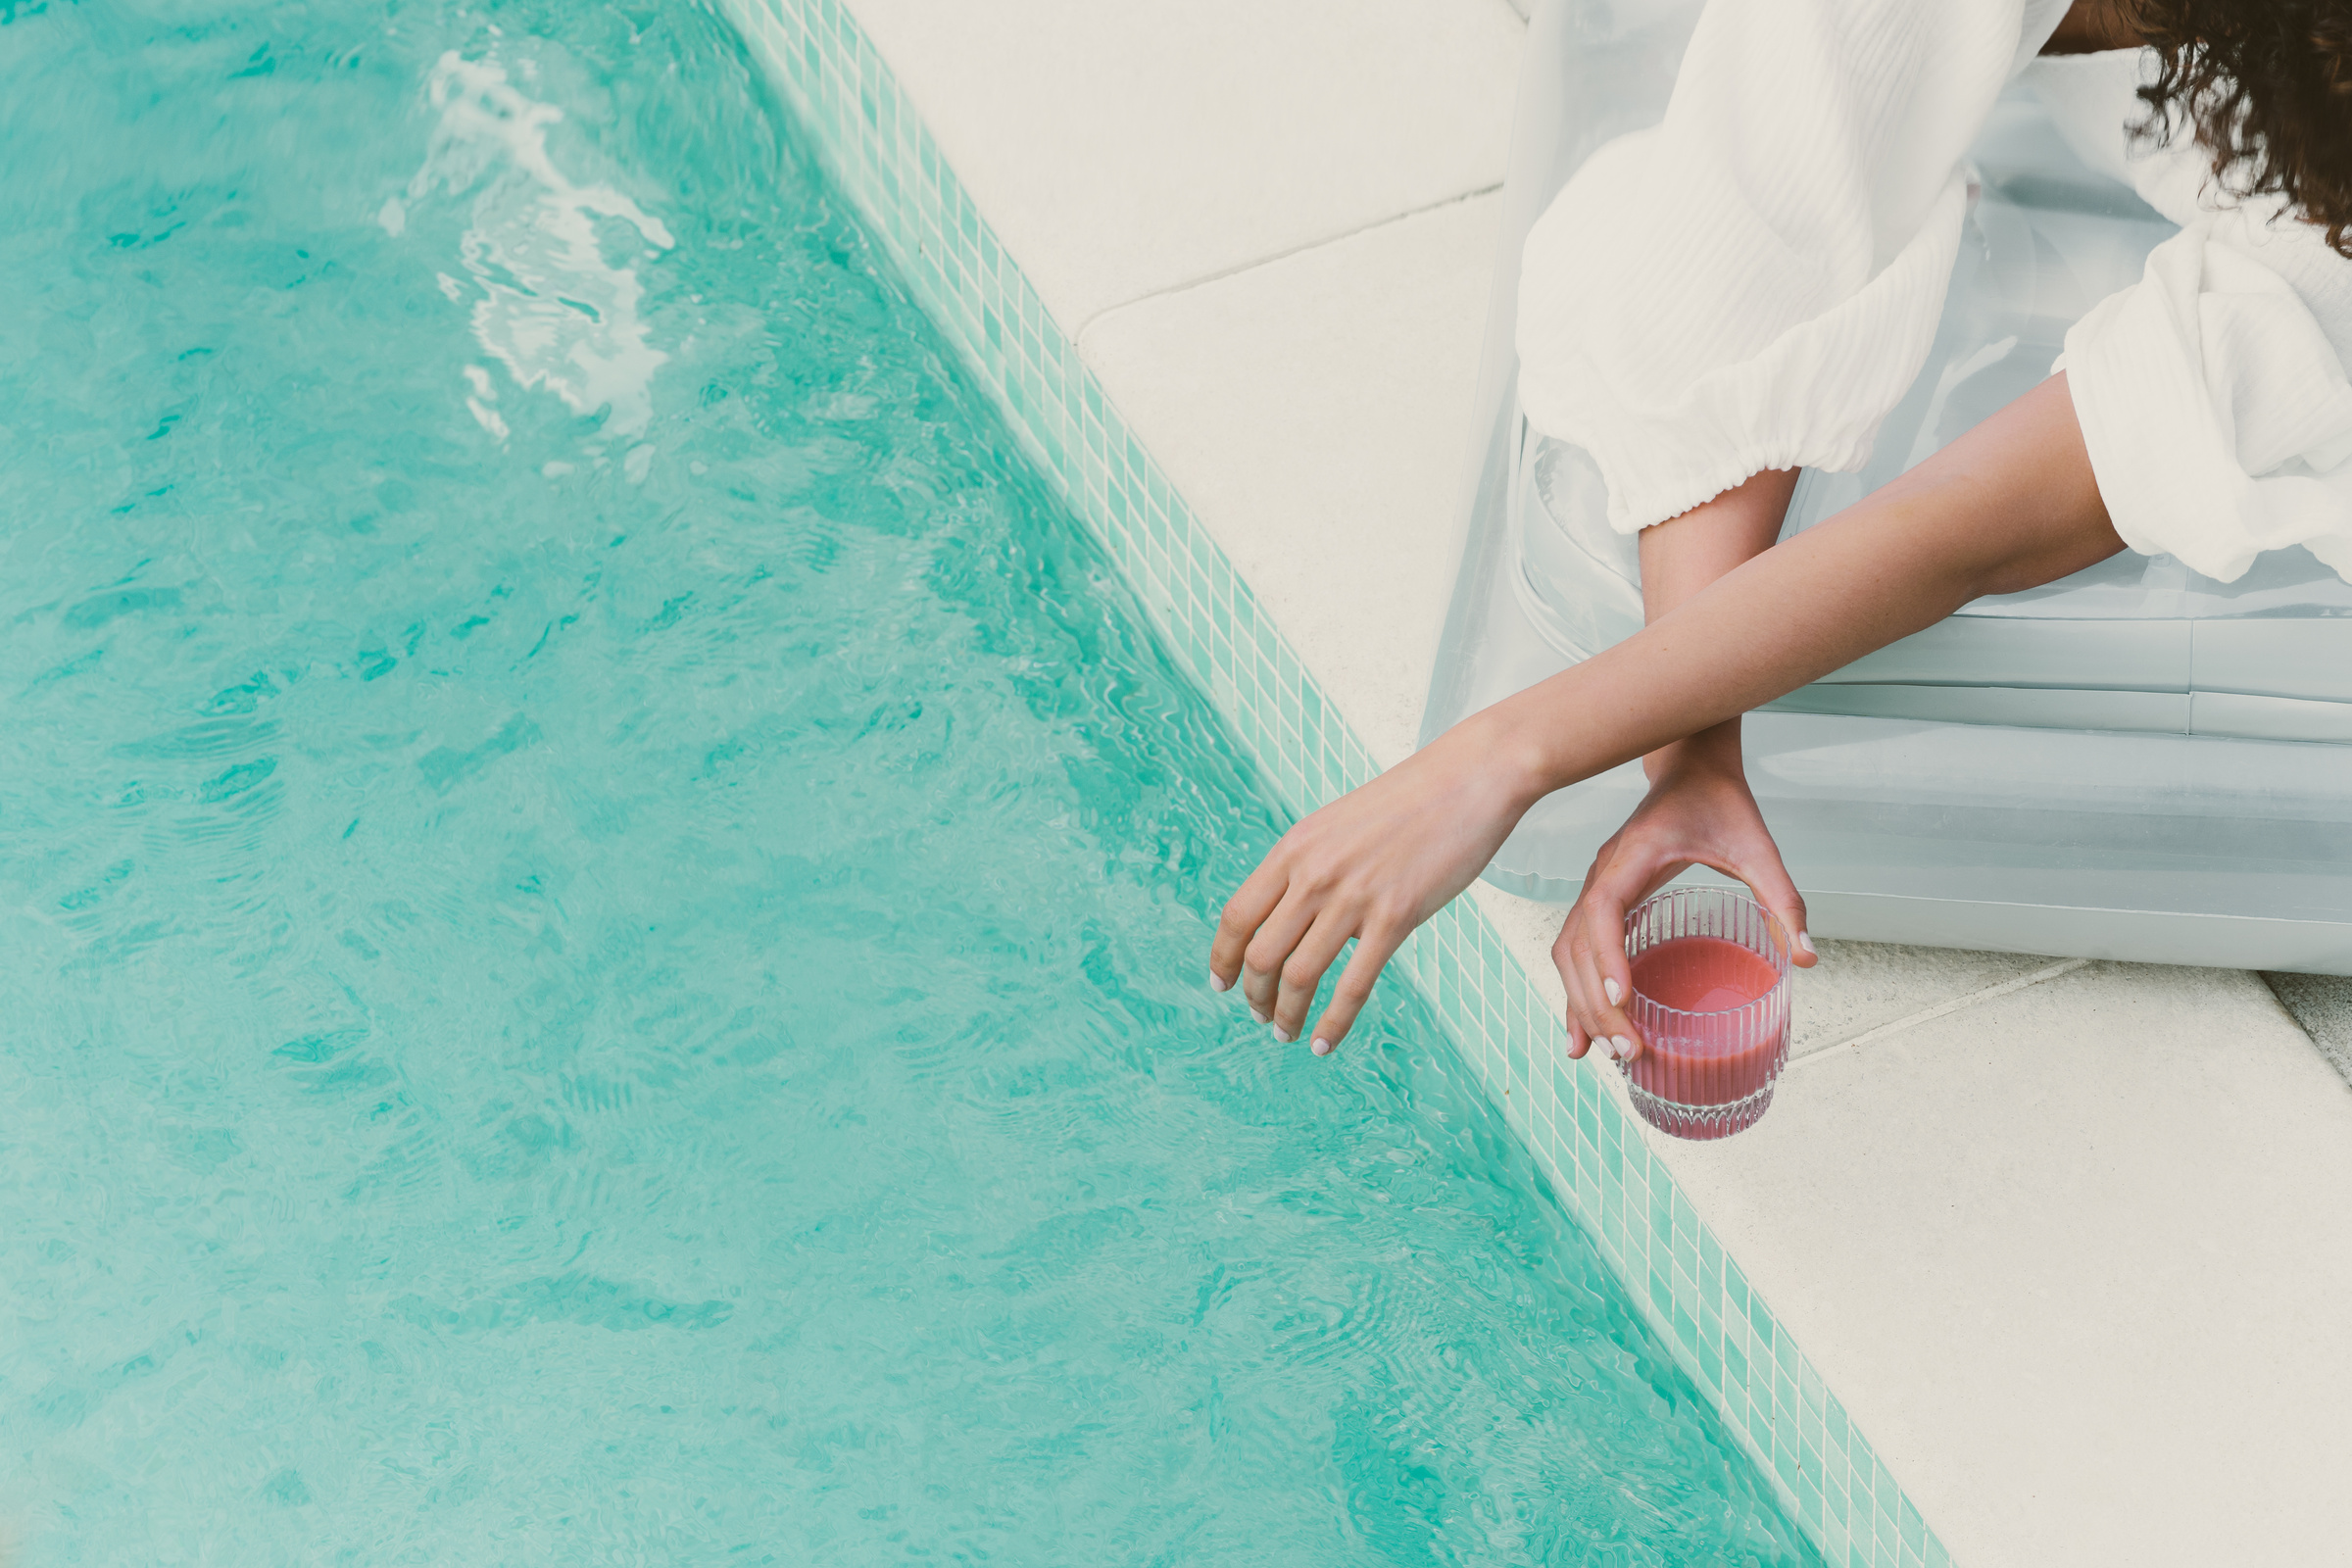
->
xmin=1516 ymin=0 xmax=2352 ymax=586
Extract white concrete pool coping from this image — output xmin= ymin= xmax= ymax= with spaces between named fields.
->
xmin=775 ymin=3 xmax=2352 ymax=1562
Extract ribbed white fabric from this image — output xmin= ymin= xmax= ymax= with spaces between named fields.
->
xmin=1517 ymin=0 xmax=2068 ymax=534
xmin=1519 ymin=0 xmax=2352 ymax=586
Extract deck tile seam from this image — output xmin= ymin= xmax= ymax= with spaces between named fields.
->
xmin=1071 ymin=181 xmax=1504 ymax=350
xmin=1787 ymin=957 xmax=2092 ymax=1071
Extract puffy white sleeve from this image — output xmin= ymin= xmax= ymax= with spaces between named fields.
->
xmin=2038 ymin=52 xmax=2352 ymax=585
xmin=2060 ymin=220 xmax=2352 ymax=585
xmin=1516 ymin=0 xmax=2058 ymax=534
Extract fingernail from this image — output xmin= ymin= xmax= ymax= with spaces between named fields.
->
xmin=1250 ymin=1007 xmax=1268 ymax=1024
xmin=1611 ymin=1035 xmax=1635 ymax=1060
xmin=1796 ymin=932 xmax=1817 ymax=956
xmin=1603 ymin=977 xmax=1622 ymax=1006
xmin=1311 ymin=1037 xmax=1333 ymax=1056
xmin=1272 ymin=1024 xmax=1296 ymax=1044
xmin=1210 ymin=970 xmax=1231 ymax=992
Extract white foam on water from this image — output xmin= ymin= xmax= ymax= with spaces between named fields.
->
xmin=407 ymin=52 xmax=675 ymax=439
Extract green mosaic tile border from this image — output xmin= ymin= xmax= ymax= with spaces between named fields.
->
xmin=716 ymin=3 xmax=1950 ymax=1562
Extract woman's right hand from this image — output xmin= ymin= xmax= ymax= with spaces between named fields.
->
xmin=1556 ymin=727 xmax=1815 ymax=1063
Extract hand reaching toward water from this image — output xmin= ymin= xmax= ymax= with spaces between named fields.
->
xmin=1206 ymin=378 xmax=2120 ymax=1066
xmin=1206 ymin=710 xmax=1545 ymax=1055
xmin=1556 ymin=727 xmax=1815 ymax=1064
xmin=1207 ymin=467 xmax=1809 ymax=1062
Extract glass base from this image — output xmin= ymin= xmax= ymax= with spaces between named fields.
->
xmin=1621 ymin=1071 xmax=1777 ymax=1143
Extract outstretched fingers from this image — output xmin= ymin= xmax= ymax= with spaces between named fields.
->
xmin=1268 ymin=907 xmax=1355 ymax=1045
xmin=1204 ymin=722 xmax=1535 ymax=1062
xmin=1210 ymin=860 xmax=1290 ymax=1012
xmin=1306 ymin=919 xmax=1408 ymax=1057
xmin=1235 ymin=885 xmax=1328 ymax=1024
xmin=1208 ymin=846 xmax=1412 ymax=1060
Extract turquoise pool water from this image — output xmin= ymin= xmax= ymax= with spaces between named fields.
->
xmin=0 ymin=3 xmax=1818 ymax=1561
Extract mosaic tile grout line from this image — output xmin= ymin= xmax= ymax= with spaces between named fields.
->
xmin=714 ymin=2 xmax=1952 ymax=1561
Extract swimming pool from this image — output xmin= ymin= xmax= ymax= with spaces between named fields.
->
xmin=0 ymin=1 xmax=1817 ymax=1559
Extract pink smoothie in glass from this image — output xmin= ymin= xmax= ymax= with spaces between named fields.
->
xmin=1626 ymin=934 xmax=1786 ymax=1114
xmin=1632 ymin=934 xmax=1780 ymax=1015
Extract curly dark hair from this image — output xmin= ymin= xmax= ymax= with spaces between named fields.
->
xmin=2129 ymin=0 xmax=2352 ymax=256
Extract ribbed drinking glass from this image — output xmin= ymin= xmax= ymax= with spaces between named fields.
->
xmin=1618 ymin=887 xmax=1792 ymax=1141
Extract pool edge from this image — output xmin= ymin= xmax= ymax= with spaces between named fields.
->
xmin=716 ymin=5 xmax=1950 ymax=1562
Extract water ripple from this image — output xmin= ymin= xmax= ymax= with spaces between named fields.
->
xmin=0 ymin=2 xmax=1817 ymax=1564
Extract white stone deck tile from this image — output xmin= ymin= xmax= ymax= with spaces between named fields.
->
xmin=1079 ymin=194 xmax=1501 ymax=768
xmin=1654 ymin=959 xmax=2352 ymax=1568
xmin=844 ymin=0 xmax=1522 ymax=334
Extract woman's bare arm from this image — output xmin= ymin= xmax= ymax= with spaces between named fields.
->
xmin=1210 ymin=373 xmax=2123 ymax=1053
xmin=1629 ymin=469 xmax=1799 ymax=807
xmin=1543 ymin=467 xmax=1814 ymax=1063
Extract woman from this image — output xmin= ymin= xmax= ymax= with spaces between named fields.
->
xmin=1209 ymin=0 xmax=2352 ymax=1060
